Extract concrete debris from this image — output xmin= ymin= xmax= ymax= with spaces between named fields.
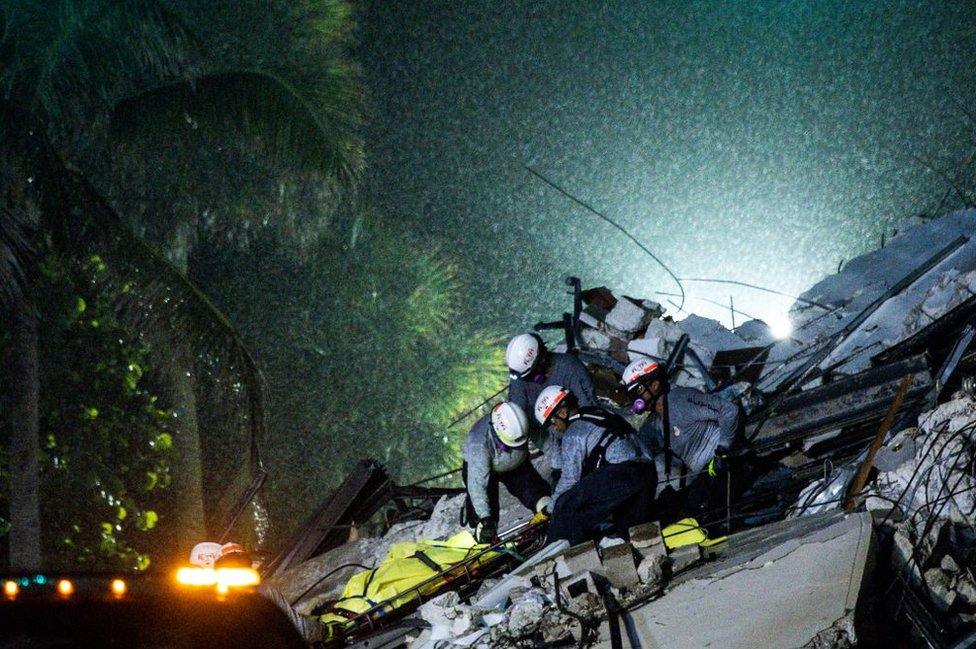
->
xmin=604 ymin=296 xmax=654 ymax=333
xmin=576 ymin=285 xmax=770 ymax=390
xmin=763 ymin=209 xmax=976 ymax=387
xmin=802 ymin=613 xmax=857 ymax=649
xmin=599 ymin=542 xmax=639 ymax=588
xmin=418 ymin=592 xmax=475 ymax=638
xmin=868 ymin=393 xmax=976 ymax=527
xmin=503 ymin=588 xmax=548 ymax=636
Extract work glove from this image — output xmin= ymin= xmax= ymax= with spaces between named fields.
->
xmin=535 ymin=496 xmax=552 ymax=517
xmin=475 ymin=517 xmax=497 ymax=544
xmin=707 ymin=448 xmax=729 ymax=478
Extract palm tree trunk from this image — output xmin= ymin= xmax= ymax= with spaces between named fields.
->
xmin=160 ymin=343 xmax=206 ymax=545
xmin=7 ymin=295 xmax=41 ymax=570
xmin=160 ymin=221 xmax=206 ymax=547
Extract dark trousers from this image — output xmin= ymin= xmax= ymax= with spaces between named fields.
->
xmin=547 ymin=460 xmax=657 ymax=545
xmin=681 ymin=455 xmax=759 ymax=531
xmin=461 ymin=460 xmax=551 ymax=525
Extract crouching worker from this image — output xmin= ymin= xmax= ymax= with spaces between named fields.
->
xmin=621 ymin=358 xmax=744 ymax=517
xmin=463 ymin=401 xmax=552 ymax=544
xmin=535 ymin=385 xmax=657 ymax=545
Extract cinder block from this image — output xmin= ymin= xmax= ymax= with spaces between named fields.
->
xmin=600 ymin=542 xmax=639 ymax=589
xmin=562 ymin=541 xmax=603 ymax=576
xmin=668 ymin=543 xmax=701 ymax=573
xmin=629 ymin=522 xmax=662 ymax=549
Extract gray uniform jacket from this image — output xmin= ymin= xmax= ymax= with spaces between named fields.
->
xmin=641 ymin=386 xmax=740 ymax=474
xmin=508 ymin=352 xmax=596 ymax=469
xmin=463 ymin=413 xmax=529 ymax=520
xmin=552 ymin=416 xmax=642 ymax=506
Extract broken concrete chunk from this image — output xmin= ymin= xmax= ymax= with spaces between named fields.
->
xmin=579 ymin=304 xmax=608 ymax=328
xmin=630 ymin=522 xmax=663 ymax=549
xmin=636 ymin=554 xmax=665 ymax=585
xmin=627 ymin=336 xmax=663 ymax=363
xmin=955 ymin=576 xmax=976 ymax=605
xmin=667 ymin=542 xmax=701 ymax=573
xmin=641 ymin=300 xmax=665 ymax=318
xmin=941 ymin=554 xmax=961 ymax=574
xmin=557 ymin=570 xmax=599 ymax=603
xmin=605 ymin=296 xmax=651 ymax=334
xmin=539 ymin=613 xmax=580 ymax=645
xmin=924 ymin=567 xmax=957 ymax=611
xmin=504 ymin=588 xmax=547 ymax=636
xmin=561 ymin=541 xmax=603 ymax=576
xmin=600 ymin=542 xmax=639 ymax=589
xmin=581 ymin=327 xmax=612 ymax=350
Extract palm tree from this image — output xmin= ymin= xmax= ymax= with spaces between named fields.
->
xmin=0 ymin=0 xmax=363 ymax=567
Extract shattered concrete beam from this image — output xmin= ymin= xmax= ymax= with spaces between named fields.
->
xmin=749 ymin=354 xmax=933 ymax=453
xmin=262 ymin=459 xmax=393 ymax=578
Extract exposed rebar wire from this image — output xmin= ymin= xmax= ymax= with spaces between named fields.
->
xmin=677 ymin=277 xmax=834 ymax=311
xmin=524 ymin=164 xmax=686 ymax=310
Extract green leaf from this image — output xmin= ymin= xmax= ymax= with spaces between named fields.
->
xmin=136 ymin=510 xmax=158 ymax=531
xmin=76 ymin=297 xmax=87 ymax=313
xmin=83 ymin=407 xmax=99 ymax=420
xmin=117 ymin=506 xmax=127 ymax=521
xmin=152 ymin=432 xmax=172 ymax=451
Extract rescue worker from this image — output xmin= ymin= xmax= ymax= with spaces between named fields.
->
xmin=463 ymin=401 xmax=552 ymax=544
xmin=534 ymin=385 xmax=656 ymax=545
xmin=620 ymin=358 xmax=743 ymax=515
xmin=506 ymin=333 xmax=597 ymax=481
xmin=506 ymin=332 xmax=596 ymax=416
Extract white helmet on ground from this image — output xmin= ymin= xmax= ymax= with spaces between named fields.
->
xmin=534 ymin=385 xmax=572 ymax=426
xmin=491 ymin=402 xmax=529 ymax=447
xmin=505 ymin=333 xmax=544 ymax=380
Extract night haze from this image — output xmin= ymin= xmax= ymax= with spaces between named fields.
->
xmin=5 ymin=3 xmax=976 ymax=645
xmin=363 ymin=0 xmax=976 ymax=330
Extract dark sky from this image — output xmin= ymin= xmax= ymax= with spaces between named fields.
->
xmin=360 ymin=1 xmax=976 ymax=333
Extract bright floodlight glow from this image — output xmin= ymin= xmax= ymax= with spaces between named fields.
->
xmin=3 ymin=580 xmax=18 ymax=598
xmin=769 ymin=314 xmax=793 ymax=340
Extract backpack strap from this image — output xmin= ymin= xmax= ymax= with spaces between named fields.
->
xmin=577 ymin=407 xmax=637 ymax=477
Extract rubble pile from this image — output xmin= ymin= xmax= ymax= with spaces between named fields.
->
xmin=571 ymin=287 xmax=773 ymax=391
xmin=266 ymin=210 xmax=976 ymax=647
xmin=865 ymin=393 xmax=976 ymax=631
xmin=760 ymin=210 xmax=976 ymax=390
xmin=269 ymin=492 xmax=532 ymax=615
xmin=410 ymin=522 xmax=669 ymax=649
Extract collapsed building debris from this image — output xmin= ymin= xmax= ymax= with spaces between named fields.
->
xmin=259 ymin=210 xmax=976 ymax=648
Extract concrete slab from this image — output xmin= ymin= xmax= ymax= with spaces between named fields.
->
xmin=593 ymin=511 xmax=875 ymax=648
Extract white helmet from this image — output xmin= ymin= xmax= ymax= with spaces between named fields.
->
xmin=490 ymin=402 xmax=529 ymax=447
xmin=534 ymin=385 xmax=572 ymax=425
xmin=506 ymin=333 xmax=544 ymax=380
xmin=621 ymin=358 xmax=664 ymax=391
xmin=188 ymin=541 xmax=223 ymax=568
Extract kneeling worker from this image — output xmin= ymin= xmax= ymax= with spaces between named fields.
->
xmin=535 ymin=385 xmax=656 ymax=545
xmin=463 ymin=401 xmax=552 ymax=544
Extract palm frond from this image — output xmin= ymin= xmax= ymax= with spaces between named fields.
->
xmin=0 ymin=0 xmax=194 ymax=127
xmin=6 ymin=121 xmax=266 ymax=533
xmin=111 ymin=69 xmax=364 ymax=187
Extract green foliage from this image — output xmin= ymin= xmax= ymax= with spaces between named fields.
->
xmin=200 ymin=217 xmax=506 ymax=538
xmin=32 ymin=252 xmax=174 ymax=571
